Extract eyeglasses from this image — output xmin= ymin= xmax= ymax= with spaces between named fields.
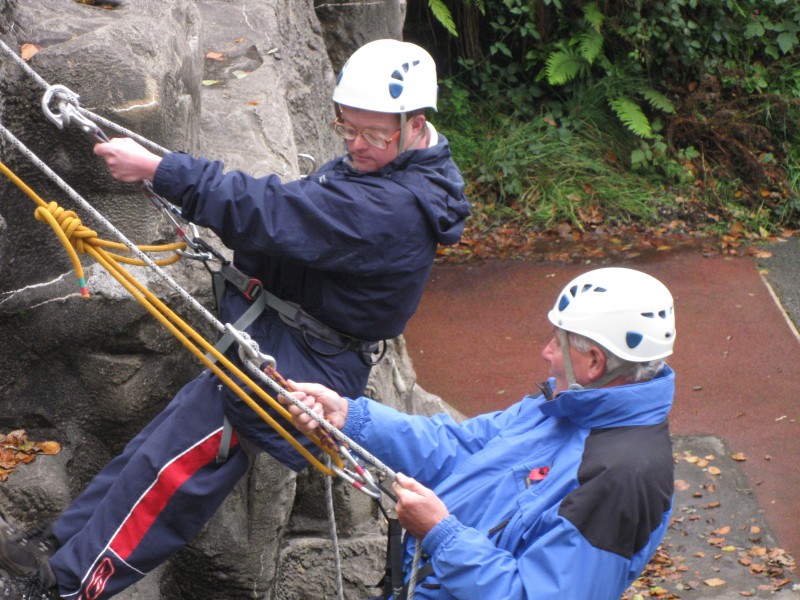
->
xmin=331 ymin=118 xmax=401 ymax=150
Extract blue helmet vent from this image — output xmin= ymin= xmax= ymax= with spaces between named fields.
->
xmin=388 ymin=60 xmax=423 ymax=100
xmin=626 ymin=332 xmax=643 ymax=349
xmin=336 ymin=70 xmax=344 ymax=85
xmin=558 ymin=294 xmax=570 ymax=311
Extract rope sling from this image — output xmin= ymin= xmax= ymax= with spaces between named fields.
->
xmin=0 ymin=37 xmax=429 ymax=600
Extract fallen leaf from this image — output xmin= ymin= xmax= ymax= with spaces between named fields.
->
xmin=707 ymin=466 xmax=722 ymax=475
xmin=703 ymin=578 xmax=725 ymax=587
xmin=731 ymin=452 xmax=747 ymax=461
xmin=205 ymin=51 xmax=226 ymax=61
xmin=20 ymin=43 xmax=43 ymax=61
xmin=36 ymin=440 xmax=61 ymax=455
xmin=713 ymin=526 xmax=731 ymax=535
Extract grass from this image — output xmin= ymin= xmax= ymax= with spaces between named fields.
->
xmin=436 ymin=91 xmax=800 ymax=250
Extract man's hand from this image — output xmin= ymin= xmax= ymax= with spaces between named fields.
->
xmin=392 ymin=472 xmax=449 ymax=539
xmin=280 ymin=381 xmax=349 ymax=434
xmin=93 ymin=137 xmax=162 ymax=183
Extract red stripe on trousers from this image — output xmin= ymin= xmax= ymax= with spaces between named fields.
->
xmin=109 ymin=430 xmax=234 ymax=560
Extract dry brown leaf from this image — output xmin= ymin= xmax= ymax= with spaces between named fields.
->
xmin=20 ymin=43 xmax=43 ymax=61
xmin=36 ymin=441 xmax=62 ymax=455
xmin=713 ymin=525 xmax=731 ymax=535
xmin=731 ymin=452 xmax=747 ymax=462
xmin=703 ymin=578 xmax=725 ymax=587
xmin=5 ymin=430 xmax=28 ymax=445
xmin=205 ymin=51 xmax=226 ymax=61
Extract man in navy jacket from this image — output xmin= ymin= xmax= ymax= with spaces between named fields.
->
xmin=286 ymin=267 xmax=676 ymax=599
xmin=0 ymin=39 xmax=470 ymax=599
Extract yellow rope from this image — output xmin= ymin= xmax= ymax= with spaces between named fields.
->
xmin=1 ymin=162 xmax=183 ymax=296
xmin=0 ymin=160 xmax=341 ymax=476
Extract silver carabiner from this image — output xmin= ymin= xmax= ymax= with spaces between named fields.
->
xmin=224 ymin=324 xmax=276 ymax=369
xmin=41 ymin=84 xmax=105 ymax=139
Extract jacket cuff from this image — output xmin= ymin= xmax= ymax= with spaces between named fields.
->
xmin=151 ymin=152 xmax=182 ymax=207
xmin=422 ymin=514 xmax=463 ymax=556
xmin=341 ymin=396 xmax=369 ymax=441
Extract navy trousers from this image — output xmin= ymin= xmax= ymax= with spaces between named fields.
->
xmin=49 ymin=302 xmax=373 ymax=599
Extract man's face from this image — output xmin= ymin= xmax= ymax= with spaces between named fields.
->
xmin=541 ymin=331 xmax=599 ymax=395
xmin=337 ymin=106 xmax=403 ymax=173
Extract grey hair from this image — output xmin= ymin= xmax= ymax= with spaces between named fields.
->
xmin=566 ymin=331 xmax=666 ymax=383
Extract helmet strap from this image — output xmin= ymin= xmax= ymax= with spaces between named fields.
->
xmin=397 ymin=112 xmax=408 ymax=158
xmin=558 ymin=328 xmax=581 ymax=390
xmin=397 ymin=112 xmax=428 ymax=157
xmin=558 ymin=328 xmax=635 ymax=392
xmin=583 ymin=361 xmax=635 ymax=390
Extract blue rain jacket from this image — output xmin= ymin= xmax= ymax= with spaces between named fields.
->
xmin=342 ymin=367 xmax=676 ymax=599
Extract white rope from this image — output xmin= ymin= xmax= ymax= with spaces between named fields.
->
xmin=325 ymin=455 xmax=345 ymax=600
xmin=407 ymin=539 xmax=422 ymax=600
xmin=0 ymin=38 xmax=169 ymax=155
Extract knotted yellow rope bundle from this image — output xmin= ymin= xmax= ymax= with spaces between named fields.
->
xmin=0 ymin=160 xmax=341 ymax=476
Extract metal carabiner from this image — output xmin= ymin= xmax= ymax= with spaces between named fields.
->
xmin=224 ymin=324 xmax=276 ymax=370
xmin=336 ymin=444 xmax=382 ymax=499
xmin=41 ymin=84 xmax=108 ymax=141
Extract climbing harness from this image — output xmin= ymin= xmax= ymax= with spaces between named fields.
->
xmin=0 ymin=37 xmax=427 ymax=598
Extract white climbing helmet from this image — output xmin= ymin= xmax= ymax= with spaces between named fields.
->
xmin=332 ymin=39 xmax=438 ymax=113
xmin=547 ymin=267 xmax=676 ymax=362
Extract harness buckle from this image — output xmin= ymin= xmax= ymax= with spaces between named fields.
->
xmin=242 ymin=278 xmax=262 ymax=301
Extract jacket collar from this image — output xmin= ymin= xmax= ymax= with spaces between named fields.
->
xmin=538 ymin=365 xmax=674 ymax=428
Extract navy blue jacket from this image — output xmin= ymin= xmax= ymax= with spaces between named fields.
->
xmin=342 ymin=367 xmax=676 ymax=598
xmin=151 ymin=133 xmax=470 ymax=468
xmin=153 ymin=133 xmax=470 ymax=341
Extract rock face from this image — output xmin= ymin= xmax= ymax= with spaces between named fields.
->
xmin=0 ymin=1 xmax=458 ymax=598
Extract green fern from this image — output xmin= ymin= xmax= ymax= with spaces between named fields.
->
xmin=609 ymin=96 xmax=654 ymax=138
xmin=545 ymin=48 xmax=587 ymax=85
xmin=429 ymin=0 xmax=457 ymax=36
xmin=583 ymin=2 xmax=604 ymax=31
xmin=639 ymin=87 xmax=676 ymax=114
xmin=578 ymin=29 xmax=604 ymax=63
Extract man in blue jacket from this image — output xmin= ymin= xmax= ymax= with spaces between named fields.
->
xmin=0 ymin=39 xmax=470 ymax=599
xmin=285 ymin=267 xmax=676 ymax=599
